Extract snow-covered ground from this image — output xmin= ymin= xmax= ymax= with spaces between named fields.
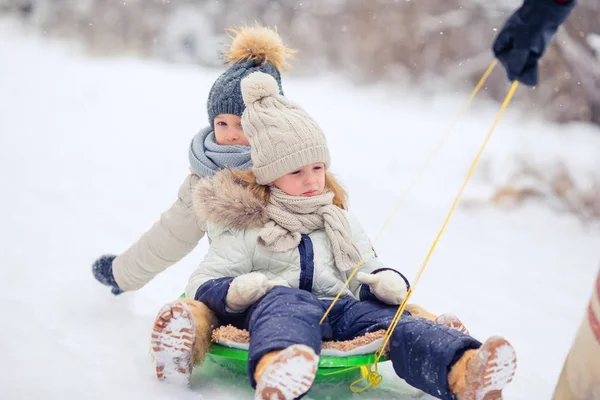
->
xmin=1 ymin=19 xmax=600 ymax=400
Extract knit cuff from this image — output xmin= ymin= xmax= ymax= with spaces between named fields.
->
xmin=253 ymin=145 xmax=331 ymax=184
xmin=208 ymin=98 xmax=245 ymax=125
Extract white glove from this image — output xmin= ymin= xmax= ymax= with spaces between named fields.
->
xmin=225 ymin=272 xmax=290 ymax=312
xmin=356 ymin=270 xmax=408 ymax=305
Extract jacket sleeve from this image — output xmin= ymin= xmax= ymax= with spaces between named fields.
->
xmin=185 ymin=227 xmax=254 ymax=306
xmin=112 ymin=174 xmax=206 ymax=291
xmin=345 ymin=212 xmax=410 ymax=300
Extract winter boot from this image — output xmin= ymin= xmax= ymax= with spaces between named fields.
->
xmin=150 ymin=299 xmax=218 ymax=385
xmin=254 ymin=344 xmax=319 ymax=400
xmin=436 ymin=314 xmax=471 ymax=335
xmin=405 ymin=303 xmax=439 ymax=320
xmin=179 ymin=298 xmax=218 ymax=365
xmin=406 ymin=304 xmax=471 ymax=335
xmin=151 ymin=302 xmax=195 ymax=385
xmin=449 ymin=336 xmax=517 ymax=400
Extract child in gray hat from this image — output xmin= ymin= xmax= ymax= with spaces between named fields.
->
xmin=91 ymin=23 xmax=294 ymax=361
xmin=151 ymin=72 xmax=517 ymax=400
xmin=92 ymin=24 xmax=294 ymax=294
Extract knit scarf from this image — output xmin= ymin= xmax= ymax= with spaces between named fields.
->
xmin=188 ymin=127 xmax=252 ymax=178
xmin=258 ymin=187 xmax=362 ymax=273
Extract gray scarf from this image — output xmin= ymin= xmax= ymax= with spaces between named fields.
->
xmin=188 ymin=127 xmax=252 ymax=177
xmin=258 ymin=188 xmax=362 ymax=273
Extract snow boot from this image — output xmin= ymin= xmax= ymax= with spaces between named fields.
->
xmin=436 ymin=314 xmax=471 ymax=335
xmin=405 ymin=305 xmax=470 ymax=335
xmin=449 ymin=336 xmax=517 ymax=400
xmin=254 ymin=344 xmax=319 ymax=400
xmin=150 ymin=302 xmax=196 ymax=386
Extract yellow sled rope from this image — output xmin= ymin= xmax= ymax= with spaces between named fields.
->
xmin=319 ymin=59 xmax=520 ymax=393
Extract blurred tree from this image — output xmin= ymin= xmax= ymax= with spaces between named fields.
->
xmin=2 ymin=0 xmax=598 ymax=125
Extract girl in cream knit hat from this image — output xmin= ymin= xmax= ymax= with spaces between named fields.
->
xmin=150 ymin=72 xmax=517 ymax=400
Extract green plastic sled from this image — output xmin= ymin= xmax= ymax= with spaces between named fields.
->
xmin=179 ymin=293 xmax=389 ymax=382
xmin=206 ymin=343 xmax=388 ymax=383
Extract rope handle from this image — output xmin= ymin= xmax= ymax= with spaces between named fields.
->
xmin=317 ymin=61 xmax=519 ymax=393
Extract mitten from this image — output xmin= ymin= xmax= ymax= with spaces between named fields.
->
xmin=92 ymin=254 xmax=124 ymax=295
xmin=357 ymin=270 xmax=408 ymax=305
xmin=225 ymin=272 xmax=289 ymax=312
xmin=492 ymin=0 xmax=576 ymax=86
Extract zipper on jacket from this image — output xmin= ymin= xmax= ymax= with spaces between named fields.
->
xmin=298 ymin=234 xmax=314 ymax=293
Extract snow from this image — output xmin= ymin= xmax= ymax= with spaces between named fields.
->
xmin=587 ymin=33 xmax=600 ymax=58
xmin=2 ymin=18 xmax=600 ymax=400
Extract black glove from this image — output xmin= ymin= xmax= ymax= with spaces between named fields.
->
xmin=493 ymin=0 xmax=576 ymax=86
xmin=92 ymin=254 xmax=124 ymax=295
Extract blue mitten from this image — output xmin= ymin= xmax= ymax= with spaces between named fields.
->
xmin=92 ymin=255 xmax=124 ymax=295
xmin=492 ymin=0 xmax=576 ymax=86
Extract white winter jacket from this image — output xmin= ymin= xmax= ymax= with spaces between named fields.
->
xmin=185 ymin=170 xmax=386 ymax=300
xmin=113 ymin=173 xmax=206 ymax=290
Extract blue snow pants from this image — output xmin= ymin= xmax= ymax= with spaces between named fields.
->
xmin=200 ymin=284 xmax=481 ymax=399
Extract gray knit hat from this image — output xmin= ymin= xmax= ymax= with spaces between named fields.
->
xmin=241 ymin=72 xmax=331 ymax=185
xmin=207 ymin=24 xmax=295 ymax=127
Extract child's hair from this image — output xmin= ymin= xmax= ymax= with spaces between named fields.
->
xmin=230 ymin=169 xmax=348 ymax=210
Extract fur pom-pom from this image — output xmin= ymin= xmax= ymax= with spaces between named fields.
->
xmin=223 ymin=22 xmax=295 ymax=70
xmin=241 ymin=72 xmax=280 ymax=104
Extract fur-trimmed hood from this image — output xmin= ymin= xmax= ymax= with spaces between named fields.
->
xmin=186 ymin=170 xmax=387 ymax=303
xmin=192 ymin=169 xmax=269 ymax=230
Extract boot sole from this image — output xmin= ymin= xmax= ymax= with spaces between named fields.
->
xmin=476 ymin=337 xmax=517 ymax=400
xmin=255 ymin=344 xmax=319 ymax=400
xmin=150 ymin=302 xmax=195 ymax=386
xmin=436 ymin=314 xmax=471 ymax=336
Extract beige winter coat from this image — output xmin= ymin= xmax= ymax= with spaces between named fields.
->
xmin=553 ymin=268 xmax=600 ymax=400
xmin=185 ymin=170 xmax=385 ymax=300
xmin=113 ymin=174 xmax=206 ymax=291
